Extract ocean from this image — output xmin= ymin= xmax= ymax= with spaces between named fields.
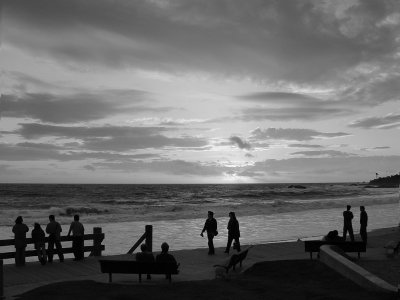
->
xmin=1 ymin=183 xmax=399 ymax=259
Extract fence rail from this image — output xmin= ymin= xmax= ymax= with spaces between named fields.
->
xmin=0 ymin=227 xmax=104 ymax=260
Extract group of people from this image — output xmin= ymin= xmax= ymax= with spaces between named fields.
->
xmin=135 ymin=242 xmax=177 ymax=280
xmin=324 ymin=205 xmax=368 ymax=244
xmin=12 ymin=214 xmax=85 ymax=266
xmin=200 ymin=211 xmax=241 ymax=255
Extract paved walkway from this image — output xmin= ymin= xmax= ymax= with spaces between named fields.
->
xmin=3 ymin=227 xmax=400 ymax=299
xmin=3 ymin=242 xmax=305 ymax=299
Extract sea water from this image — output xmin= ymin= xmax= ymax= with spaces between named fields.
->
xmin=0 ymin=183 xmax=399 ymax=259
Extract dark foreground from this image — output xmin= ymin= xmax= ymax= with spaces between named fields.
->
xmin=15 ymin=260 xmax=394 ymax=300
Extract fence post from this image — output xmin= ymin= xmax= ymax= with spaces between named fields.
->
xmin=145 ymin=225 xmax=153 ymax=252
xmin=1 ymin=259 xmax=4 ymax=300
xmin=92 ymin=227 xmax=103 ymax=256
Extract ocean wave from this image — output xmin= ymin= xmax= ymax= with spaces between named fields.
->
xmin=48 ymin=206 xmax=109 ymax=216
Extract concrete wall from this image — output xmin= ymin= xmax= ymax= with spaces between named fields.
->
xmin=319 ymin=245 xmax=397 ymax=294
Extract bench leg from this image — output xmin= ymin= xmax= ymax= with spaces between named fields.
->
xmin=358 ymin=252 xmax=360 ymax=259
xmin=139 ymin=273 xmax=142 ymax=283
xmin=108 ymin=273 xmax=112 ymax=283
xmin=310 ymin=252 xmax=313 ymax=260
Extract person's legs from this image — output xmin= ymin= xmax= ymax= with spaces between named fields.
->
xmin=348 ymin=226 xmax=354 ymax=242
xmin=225 ymin=236 xmax=233 ymax=253
xmin=343 ymin=226 xmax=348 ymax=241
xmin=47 ymin=239 xmax=55 ymax=263
xmin=55 ymin=240 xmax=64 ymax=262
xmin=360 ymin=226 xmax=367 ymax=244
xmin=207 ymin=233 xmax=215 ymax=254
xmin=234 ymin=237 xmax=241 ymax=252
xmin=78 ymin=236 xmax=84 ymax=260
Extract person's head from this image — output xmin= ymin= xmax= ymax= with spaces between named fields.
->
xmin=360 ymin=206 xmax=365 ymax=211
xmin=229 ymin=212 xmax=236 ymax=218
xmin=74 ymin=214 xmax=80 ymax=221
xmin=346 ymin=205 xmax=351 ymax=211
xmin=333 ymin=230 xmax=338 ymax=237
xmin=15 ymin=216 xmax=23 ymax=224
xmin=49 ymin=215 xmax=55 ymax=221
xmin=34 ymin=222 xmax=41 ymax=230
xmin=161 ymin=242 xmax=169 ymax=253
xmin=207 ymin=211 xmax=214 ymax=218
xmin=140 ymin=243 xmax=147 ymax=252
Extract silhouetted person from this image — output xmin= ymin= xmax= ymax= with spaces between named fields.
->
xmin=343 ymin=205 xmax=354 ymax=242
xmin=46 ymin=215 xmax=64 ymax=262
xmin=12 ymin=216 xmax=29 ymax=266
xmin=200 ymin=211 xmax=218 ymax=255
xmin=32 ymin=222 xmax=47 ymax=265
xmin=225 ymin=211 xmax=241 ymax=253
xmin=322 ymin=230 xmax=343 ymax=242
xmin=360 ymin=206 xmax=368 ymax=244
xmin=136 ymin=243 xmax=155 ymax=280
xmin=155 ymin=242 xmax=177 ymax=264
xmin=156 ymin=242 xmax=178 ymax=281
xmin=67 ymin=214 xmax=85 ymax=261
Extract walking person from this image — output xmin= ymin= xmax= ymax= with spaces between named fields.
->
xmin=200 ymin=211 xmax=218 ymax=255
xmin=360 ymin=206 xmax=368 ymax=244
xmin=343 ymin=205 xmax=354 ymax=242
xmin=67 ymin=214 xmax=85 ymax=261
xmin=46 ymin=215 xmax=64 ymax=262
xmin=225 ymin=212 xmax=241 ymax=254
xmin=32 ymin=222 xmax=47 ymax=265
xmin=12 ymin=216 xmax=29 ymax=266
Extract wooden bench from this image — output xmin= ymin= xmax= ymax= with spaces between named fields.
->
xmin=304 ymin=240 xmax=366 ymax=259
xmin=98 ymin=259 xmax=180 ymax=283
xmin=213 ymin=247 xmax=251 ymax=274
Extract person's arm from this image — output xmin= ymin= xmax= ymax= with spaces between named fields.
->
xmin=200 ymin=220 xmax=207 ymax=236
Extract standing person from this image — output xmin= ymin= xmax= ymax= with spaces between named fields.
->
xmin=46 ymin=215 xmax=64 ymax=263
xmin=12 ymin=216 xmax=29 ymax=266
xmin=200 ymin=211 xmax=218 ymax=255
xmin=225 ymin=212 xmax=241 ymax=254
xmin=31 ymin=223 xmax=47 ymax=265
xmin=67 ymin=214 xmax=85 ymax=261
xmin=360 ymin=206 xmax=368 ymax=244
xmin=343 ymin=205 xmax=354 ymax=242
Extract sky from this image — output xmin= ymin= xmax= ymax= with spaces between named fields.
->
xmin=1 ymin=0 xmax=400 ymax=184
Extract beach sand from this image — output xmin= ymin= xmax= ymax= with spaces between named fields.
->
xmin=3 ymin=226 xmax=400 ymax=299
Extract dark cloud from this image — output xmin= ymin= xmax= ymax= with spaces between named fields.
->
xmin=290 ymin=150 xmax=354 ymax=157
xmin=239 ymin=155 xmax=400 ymax=181
xmin=0 ymin=142 xmax=162 ymax=162
xmin=348 ymin=113 xmax=400 ymax=129
xmin=93 ymin=160 xmax=224 ymax=176
xmin=0 ymin=90 xmax=170 ymax=123
xmin=250 ymin=128 xmax=350 ymax=141
xmin=10 ymin=123 xmax=209 ymax=151
xmin=4 ymin=0 xmax=399 ymax=83
xmin=237 ymin=92 xmax=320 ymax=103
xmin=229 ymin=136 xmax=251 ymax=150
xmin=288 ymin=144 xmax=324 ymax=148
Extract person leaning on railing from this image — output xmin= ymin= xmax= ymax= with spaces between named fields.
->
xmin=12 ymin=216 xmax=29 ymax=266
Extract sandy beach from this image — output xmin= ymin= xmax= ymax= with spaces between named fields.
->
xmin=3 ymin=225 xmax=400 ymax=300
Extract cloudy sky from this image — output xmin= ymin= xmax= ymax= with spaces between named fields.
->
xmin=1 ymin=0 xmax=400 ymax=184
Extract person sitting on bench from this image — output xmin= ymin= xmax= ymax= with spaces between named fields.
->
xmin=136 ymin=243 xmax=155 ymax=279
xmin=322 ymin=230 xmax=344 ymax=242
xmin=156 ymin=242 xmax=177 ymax=280
xmin=156 ymin=242 xmax=177 ymax=264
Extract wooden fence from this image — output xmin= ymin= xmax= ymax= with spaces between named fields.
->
xmin=0 ymin=227 xmax=104 ymax=260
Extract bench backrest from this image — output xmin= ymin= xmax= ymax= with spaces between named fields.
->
xmin=304 ymin=241 xmax=366 ymax=252
xmin=99 ymin=260 xmax=179 ymax=274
